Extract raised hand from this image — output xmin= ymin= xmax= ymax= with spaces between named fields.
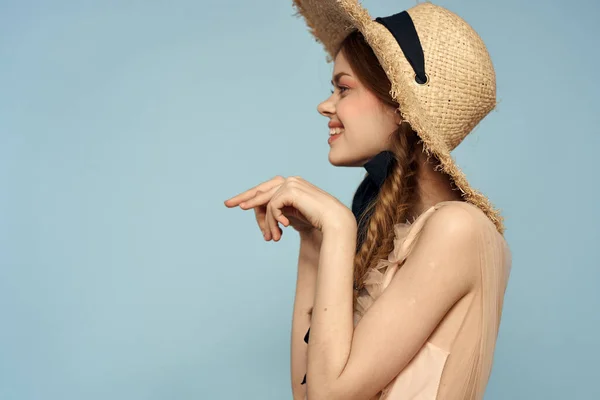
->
xmin=224 ymin=176 xmax=355 ymax=241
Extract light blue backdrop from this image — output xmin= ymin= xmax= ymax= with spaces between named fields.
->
xmin=1 ymin=0 xmax=598 ymax=399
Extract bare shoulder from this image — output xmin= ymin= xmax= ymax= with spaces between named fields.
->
xmin=419 ymin=201 xmax=486 ymax=241
xmin=404 ymin=201 xmax=496 ymax=284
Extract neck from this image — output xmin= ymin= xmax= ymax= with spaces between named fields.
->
xmin=406 ymin=145 xmax=464 ymax=221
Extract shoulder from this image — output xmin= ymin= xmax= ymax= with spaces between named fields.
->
xmin=379 ymin=202 xmax=484 ymax=317
xmin=418 ymin=201 xmax=484 ymax=242
xmin=402 ymin=202 xmax=489 ymax=285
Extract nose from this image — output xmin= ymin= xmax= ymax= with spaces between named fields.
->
xmin=317 ymin=94 xmax=335 ymax=118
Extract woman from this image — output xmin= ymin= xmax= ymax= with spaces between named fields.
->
xmin=224 ymin=2 xmax=511 ymax=399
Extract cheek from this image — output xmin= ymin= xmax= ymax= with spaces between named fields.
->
xmin=337 ymin=97 xmax=396 ymax=149
xmin=338 ymin=94 xmax=375 ymax=126
xmin=339 ymin=95 xmax=384 ymax=133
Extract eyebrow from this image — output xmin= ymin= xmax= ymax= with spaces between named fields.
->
xmin=330 ymin=72 xmax=351 ymax=86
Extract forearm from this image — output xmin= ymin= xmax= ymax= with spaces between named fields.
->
xmin=306 ymin=223 xmax=357 ymax=399
xmin=290 ymin=230 xmax=321 ymax=399
xmin=294 ymin=230 xmax=322 ymax=316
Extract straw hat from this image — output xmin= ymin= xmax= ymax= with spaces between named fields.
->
xmin=292 ymin=0 xmax=504 ymax=234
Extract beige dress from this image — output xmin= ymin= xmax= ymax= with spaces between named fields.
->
xmin=352 ymin=200 xmax=512 ymax=400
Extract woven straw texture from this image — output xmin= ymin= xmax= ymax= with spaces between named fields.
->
xmin=292 ymin=0 xmax=504 ymax=233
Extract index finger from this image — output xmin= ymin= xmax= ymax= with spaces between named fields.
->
xmin=224 ymin=176 xmax=285 ymax=207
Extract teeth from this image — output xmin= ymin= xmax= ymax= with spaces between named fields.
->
xmin=329 ymin=127 xmax=344 ymax=136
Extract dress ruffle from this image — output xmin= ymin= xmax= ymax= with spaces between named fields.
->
xmin=354 ymin=203 xmax=443 ymax=326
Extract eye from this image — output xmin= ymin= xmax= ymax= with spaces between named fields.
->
xmin=330 ymin=86 xmax=349 ymax=95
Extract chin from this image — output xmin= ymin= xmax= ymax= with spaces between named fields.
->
xmin=328 ymin=150 xmax=363 ymax=167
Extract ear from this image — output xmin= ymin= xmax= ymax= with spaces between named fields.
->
xmin=393 ymin=108 xmax=403 ymax=125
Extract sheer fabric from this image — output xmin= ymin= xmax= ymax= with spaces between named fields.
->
xmin=350 ymin=200 xmax=512 ymax=399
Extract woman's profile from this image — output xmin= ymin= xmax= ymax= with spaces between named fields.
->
xmin=225 ymin=1 xmax=512 ymax=399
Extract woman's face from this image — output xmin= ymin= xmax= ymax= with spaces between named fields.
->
xmin=317 ymin=50 xmax=400 ymax=167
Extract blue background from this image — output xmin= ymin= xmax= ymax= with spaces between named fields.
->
xmin=1 ymin=0 xmax=598 ymax=398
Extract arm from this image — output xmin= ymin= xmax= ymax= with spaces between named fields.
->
xmin=306 ymin=205 xmax=480 ymax=400
xmin=290 ymin=229 xmax=322 ymax=400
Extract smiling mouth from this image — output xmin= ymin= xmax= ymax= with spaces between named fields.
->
xmin=328 ymin=131 xmax=343 ymax=145
xmin=329 ymin=127 xmax=344 ymax=136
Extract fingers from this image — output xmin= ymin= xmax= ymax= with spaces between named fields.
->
xmin=225 ymin=176 xmax=311 ymax=242
xmin=252 ymin=201 xmax=278 ymax=241
xmin=247 ymin=188 xmax=283 ymax=241
xmin=237 ymin=186 xmax=280 ymax=241
xmin=266 ymin=202 xmax=282 ymax=241
xmin=266 ymin=191 xmax=294 ymax=242
xmin=239 ymin=186 xmax=278 ymax=210
xmin=223 ymin=176 xmax=285 ymax=207
xmin=253 ymin=203 xmax=268 ymax=239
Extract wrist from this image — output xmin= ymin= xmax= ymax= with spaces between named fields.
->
xmin=299 ymin=230 xmax=322 ymax=268
xmin=299 ymin=228 xmax=322 ymax=247
xmin=322 ymin=212 xmax=357 ymax=237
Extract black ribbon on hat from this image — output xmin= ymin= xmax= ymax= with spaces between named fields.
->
xmin=301 ymin=9 xmax=425 ymax=387
xmin=375 ymin=11 xmax=427 ymax=84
